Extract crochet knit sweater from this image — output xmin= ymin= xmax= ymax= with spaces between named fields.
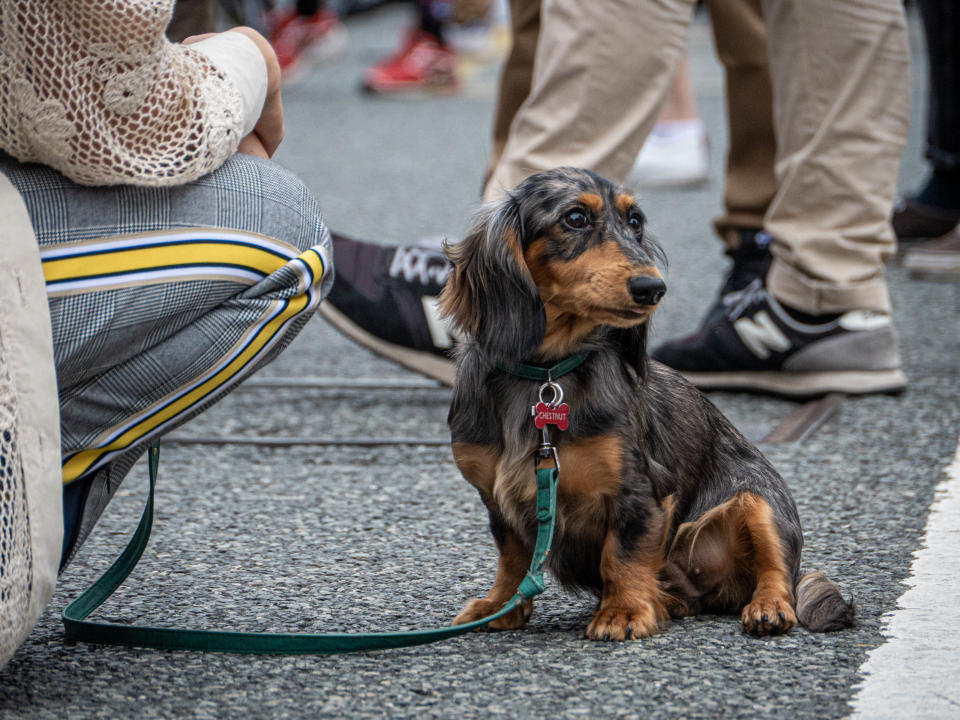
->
xmin=0 ymin=0 xmax=267 ymax=186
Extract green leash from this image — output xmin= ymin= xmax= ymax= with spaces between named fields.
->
xmin=62 ymin=444 xmax=559 ymax=655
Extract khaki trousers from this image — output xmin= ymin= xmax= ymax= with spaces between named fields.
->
xmin=484 ymin=0 xmax=696 ymax=201
xmin=484 ymin=0 xmax=910 ymax=314
xmin=706 ymin=0 xmax=777 ymax=246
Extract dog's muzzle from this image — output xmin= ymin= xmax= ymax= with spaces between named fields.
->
xmin=627 ymin=275 xmax=666 ymax=306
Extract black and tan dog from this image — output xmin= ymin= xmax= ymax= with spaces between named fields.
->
xmin=441 ymin=167 xmax=854 ymax=640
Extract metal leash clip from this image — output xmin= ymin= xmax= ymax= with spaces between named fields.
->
xmin=531 ymin=377 xmax=569 ymax=470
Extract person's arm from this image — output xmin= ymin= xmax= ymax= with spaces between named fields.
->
xmin=0 ymin=1 xmax=281 ymax=186
xmin=184 ymin=27 xmax=284 ymax=160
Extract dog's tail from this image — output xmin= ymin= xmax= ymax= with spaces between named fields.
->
xmin=794 ymin=571 xmax=855 ymax=632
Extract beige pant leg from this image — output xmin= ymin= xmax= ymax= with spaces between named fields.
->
xmin=483 ymin=0 xmax=697 ymax=202
xmin=484 ymin=0 xmax=541 ymax=189
xmin=762 ymin=0 xmax=910 ymax=313
xmin=707 ymin=0 xmax=777 ymax=247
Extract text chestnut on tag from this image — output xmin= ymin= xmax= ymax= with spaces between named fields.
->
xmin=533 ymin=402 xmax=570 ymax=431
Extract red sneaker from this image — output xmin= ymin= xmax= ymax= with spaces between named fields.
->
xmin=268 ymin=8 xmax=349 ymax=83
xmin=362 ymin=28 xmax=459 ymax=95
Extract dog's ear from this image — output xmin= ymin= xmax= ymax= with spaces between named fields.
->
xmin=440 ymin=196 xmax=545 ymax=365
xmin=611 ymin=322 xmax=650 ymax=381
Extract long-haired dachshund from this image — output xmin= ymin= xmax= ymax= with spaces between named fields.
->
xmin=440 ymin=167 xmax=854 ymax=640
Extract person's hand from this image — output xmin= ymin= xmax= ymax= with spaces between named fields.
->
xmin=183 ymin=28 xmax=284 ymax=159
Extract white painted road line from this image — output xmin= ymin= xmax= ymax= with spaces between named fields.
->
xmin=850 ymin=433 xmax=960 ymax=719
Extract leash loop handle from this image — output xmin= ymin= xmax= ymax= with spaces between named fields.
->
xmin=62 ymin=444 xmax=559 ymax=655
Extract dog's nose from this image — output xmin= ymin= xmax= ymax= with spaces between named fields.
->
xmin=628 ymin=275 xmax=666 ymax=306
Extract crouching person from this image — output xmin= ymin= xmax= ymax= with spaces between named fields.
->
xmin=0 ymin=0 xmax=332 ymax=666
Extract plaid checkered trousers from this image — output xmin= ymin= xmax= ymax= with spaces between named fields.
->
xmin=1 ymin=153 xmax=333 ymax=566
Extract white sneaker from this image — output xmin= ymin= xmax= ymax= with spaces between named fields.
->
xmin=627 ymin=119 xmax=710 ymax=190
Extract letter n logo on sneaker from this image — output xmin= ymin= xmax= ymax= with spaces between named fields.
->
xmin=733 ymin=311 xmax=791 ymax=359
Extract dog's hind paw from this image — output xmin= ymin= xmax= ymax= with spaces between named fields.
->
xmin=740 ymin=595 xmax=797 ymax=636
xmin=585 ymin=606 xmax=666 ymax=641
xmin=453 ymin=598 xmax=532 ymax=630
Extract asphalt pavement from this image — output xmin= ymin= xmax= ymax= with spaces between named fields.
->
xmin=2 ymin=6 xmax=958 ymax=719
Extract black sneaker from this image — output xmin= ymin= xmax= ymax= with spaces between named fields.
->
xmin=652 ymin=279 xmax=907 ymax=397
xmin=892 ymin=197 xmax=960 ymax=244
xmin=319 ymin=233 xmax=458 ymax=385
xmin=701 ymin=229 xmax=772 ymax=327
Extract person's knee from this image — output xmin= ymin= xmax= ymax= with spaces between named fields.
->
xmin=206 ymin=154 xmax=329 ymax=256
xmin=170 ymin=154 xmax=334 ymax=306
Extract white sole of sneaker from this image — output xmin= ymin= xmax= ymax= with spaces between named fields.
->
xmin=679 ymin=368 xmax=908 ymax=397
xmin=282 ymin=26 xmax=350 ymax=86
xmin=318 ymin=303 xmax=455 ymax=387
xmin=904 ymin=251 xmax=960 ymax=279
xmin=360 ymin=81 xmax=461 ymax=100
xmin=306 ymin=24 xmax=350 ymax=64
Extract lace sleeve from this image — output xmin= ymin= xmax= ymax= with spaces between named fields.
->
xmin=0 ymin=0 xmax=249 ymax=186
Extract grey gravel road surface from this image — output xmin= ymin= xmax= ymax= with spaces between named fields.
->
xmin=2 ymin=7 xmax=958 ymax=720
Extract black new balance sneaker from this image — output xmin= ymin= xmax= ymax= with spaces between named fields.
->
xmin=652 ymin=279 xmax=907 ymax=397
xmin=319 ymin=233 xmax=458 ymax=385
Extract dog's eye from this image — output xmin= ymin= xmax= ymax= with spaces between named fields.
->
xmin=564 ymin=210 xmax=590 ymax=229
xmin=628 ymin=214 xmax=644 ymax=233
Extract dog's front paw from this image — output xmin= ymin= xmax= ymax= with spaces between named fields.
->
xmin=741 ymin=595 xmax=797 ymax=636
xmin=585 ymin=605 xmax=666 ymax=641
xmin=453 ymin=598 xmax=532 ymax=630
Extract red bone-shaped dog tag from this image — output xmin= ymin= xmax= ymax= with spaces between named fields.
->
xmin=533 ymin=401 xmax=570 ymax=431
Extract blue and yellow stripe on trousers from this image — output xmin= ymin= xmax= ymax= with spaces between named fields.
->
xmin=42 ymin=229 xmax=329 ymax=484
